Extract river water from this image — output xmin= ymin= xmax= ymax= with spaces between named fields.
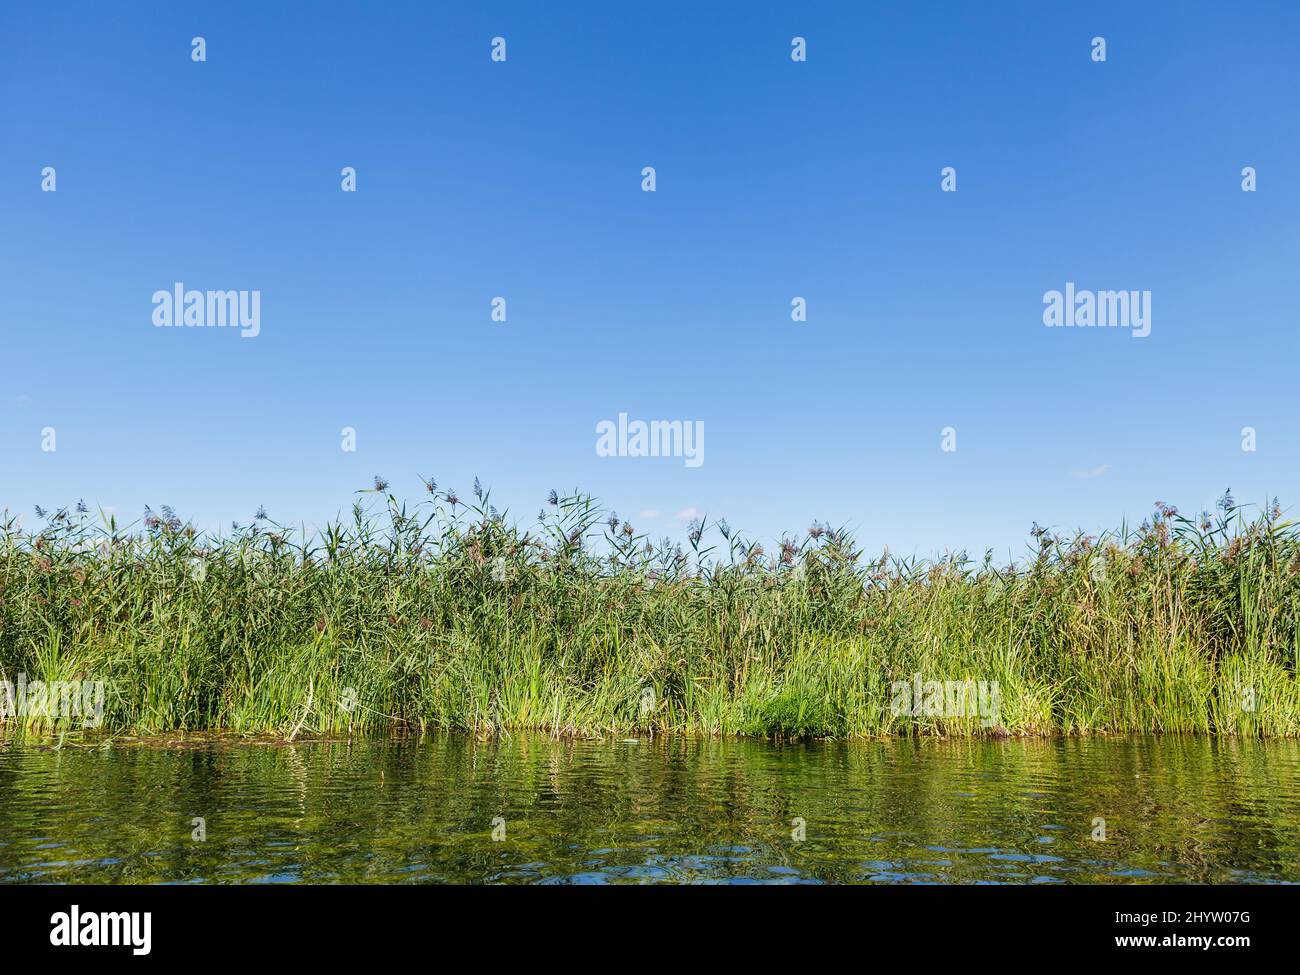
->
xmin=1 ymin=735 xmax=1296 ymax=883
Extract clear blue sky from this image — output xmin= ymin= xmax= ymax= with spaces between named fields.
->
xmin=2 ymin=1 xmax=1297 ymax=561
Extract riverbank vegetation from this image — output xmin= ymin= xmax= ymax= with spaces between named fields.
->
xmin=2 ymin=482 xmax=1298 ymax=739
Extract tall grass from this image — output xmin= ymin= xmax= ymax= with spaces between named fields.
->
xmin=2 ymin=483 xmax=1298 ymax=739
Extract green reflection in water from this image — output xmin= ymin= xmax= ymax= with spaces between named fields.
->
xmin=1 ymin=735 xmax=1297 ymax=884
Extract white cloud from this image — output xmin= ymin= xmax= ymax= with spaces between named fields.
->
xmin=1071 ymin=464 xmax=1110 ymax=479
xmin=636 ymin=507 xmax=703 ymax=521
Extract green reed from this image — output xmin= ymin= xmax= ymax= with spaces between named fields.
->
xmin=2 ymin=483 xmax=1298 ymax=740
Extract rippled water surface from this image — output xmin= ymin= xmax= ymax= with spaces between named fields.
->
xmin=1 ymin=735 xmax=1297 ymax=883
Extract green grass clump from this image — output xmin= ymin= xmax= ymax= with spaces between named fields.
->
xmin=2 ymin=484 xmax=1298 ymax=740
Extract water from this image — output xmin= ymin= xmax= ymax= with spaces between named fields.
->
xmin=1 ymin=735 xmax=1297 ymax=884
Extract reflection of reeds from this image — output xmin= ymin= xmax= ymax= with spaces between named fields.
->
xmin=2 ymin=485 xmax=1298 ymax=739
xmin=5 ymin=736 xmax=1299 ymax=883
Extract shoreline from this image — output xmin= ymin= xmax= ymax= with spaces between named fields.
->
xmin=3 ymin=723 xmax=1298 ymax=747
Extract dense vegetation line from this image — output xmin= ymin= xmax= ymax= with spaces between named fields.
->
xmin=2 ymin=481 xmax=1298 ymax=739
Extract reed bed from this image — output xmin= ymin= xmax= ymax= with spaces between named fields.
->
xmin=2 ymin=482 xmax=1298 ymax=739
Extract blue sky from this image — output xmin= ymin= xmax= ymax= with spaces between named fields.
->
xmin=2 ymin=1 xmax=1297 ymax=561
